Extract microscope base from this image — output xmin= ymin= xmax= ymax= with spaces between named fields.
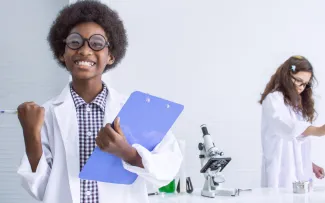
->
xmin=201 ymin=188 xmax=238 ymax=198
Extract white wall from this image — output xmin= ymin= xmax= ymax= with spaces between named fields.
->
xmin=0 ymin=0 xmax=69 ymax=202
xmin=3 ymin=1 xmax=325 ymax=202
xmin=106 ymin=0 xmax=325 ymax=189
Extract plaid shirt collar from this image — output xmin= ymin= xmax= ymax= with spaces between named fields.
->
xmin=70 ymin=82 xmax=108 ymax=111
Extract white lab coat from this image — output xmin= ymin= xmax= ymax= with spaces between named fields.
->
xmin=260 ymin=91 xmax=313 ymax=188
xmin=17 ymin=83 xmax=183 ymax=203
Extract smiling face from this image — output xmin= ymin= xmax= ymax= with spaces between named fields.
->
xmin=60 ymin=22 xmax=115 ymax=81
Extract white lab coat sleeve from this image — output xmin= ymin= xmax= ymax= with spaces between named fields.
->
xmin=17 ymin=119 xmax=52 ymax=201
xmin=122 ymin=131 xmax=183 ymax=187
xmin=263 ymin=92 xmax=311 ymax=140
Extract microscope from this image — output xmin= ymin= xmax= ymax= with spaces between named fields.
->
xmin=198 ymin=124 xmax=238 ymax=197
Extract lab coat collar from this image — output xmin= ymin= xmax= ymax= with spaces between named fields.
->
xmin=52 ymin=83 xmax=71 ymax=105
xmin=52 ymin=80 xmax=124 ymax=124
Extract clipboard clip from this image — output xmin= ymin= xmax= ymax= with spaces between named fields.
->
xmin=145 ymin=94 xmax=170 ymax=109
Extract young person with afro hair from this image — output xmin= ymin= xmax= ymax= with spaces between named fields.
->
xmin=16 ymin=1 xmax=182 ymax=203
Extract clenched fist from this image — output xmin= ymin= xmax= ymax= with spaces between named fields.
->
xmin=17 ymin=102 xmax=44 ymax=172
xmin=17 ymin=102 xmax=45 ymax=141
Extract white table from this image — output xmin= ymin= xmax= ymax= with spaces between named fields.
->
xmin=149 ymin=187 xmax=325 ymax=203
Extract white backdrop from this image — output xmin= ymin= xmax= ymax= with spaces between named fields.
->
xmin=4 ymin=2 xmax=325 ymax=202
xmin=0 ymin=0 xmax=69 ymax=202
xmin=103 ymin=0 xmax=325 ymax=189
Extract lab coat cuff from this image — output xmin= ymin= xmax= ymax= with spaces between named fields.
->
xmin=122 ymin=144 xmax=151 ymax=175
xmin=17 ymin=153 xmax=51 ymax=187
xmin=294 ymin=121 xmax=311 ymax=141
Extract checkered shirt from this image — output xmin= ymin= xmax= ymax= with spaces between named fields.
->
xmin=70 ymin=83 xmax=108 ymax=203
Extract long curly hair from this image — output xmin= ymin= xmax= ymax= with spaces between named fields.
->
xmin=259 ymin=55 xmax=317 ymax=122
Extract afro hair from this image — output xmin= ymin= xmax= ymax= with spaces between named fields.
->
xmin=47 ymin=0 xmax=128 ymax=72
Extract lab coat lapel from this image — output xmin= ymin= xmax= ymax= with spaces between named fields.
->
xmin=291 ymin=110 xmax=305 ymax=180
xmin=52 ymin=84 xmax=80 ymax=203
xmin=103 ymin=85 xmax=126 ymax=126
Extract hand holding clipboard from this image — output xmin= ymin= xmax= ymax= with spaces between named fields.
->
xmin=79 ymin=91 xmax=184 ymax=184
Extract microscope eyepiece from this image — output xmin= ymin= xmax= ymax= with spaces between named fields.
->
xmin=200 ymin=124 xmax=209 ymax=136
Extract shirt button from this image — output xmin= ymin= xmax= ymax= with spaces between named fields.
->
xmin=86 ymin=131 xmax=92 ymax=137
xmin=86 ymin=106 xmax=91 ymax=112
xmin=85 ymin=191 xmax=92 ymax=196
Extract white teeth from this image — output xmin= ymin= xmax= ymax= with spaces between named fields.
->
xmin=75 ymin=61 xmax=95 ymax=66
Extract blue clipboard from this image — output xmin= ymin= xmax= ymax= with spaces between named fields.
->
xmin=79 ymin=91 xmax=184 ymax=184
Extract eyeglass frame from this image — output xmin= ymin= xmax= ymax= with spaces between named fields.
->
xmin=63 ymin=32 xmax=111 ymax=51
xmin=291 ymin=75 xmax=312 ymax=89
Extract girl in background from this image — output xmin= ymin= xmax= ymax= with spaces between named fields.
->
xmin=259 ymin=55 xmax=325 ymax=188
